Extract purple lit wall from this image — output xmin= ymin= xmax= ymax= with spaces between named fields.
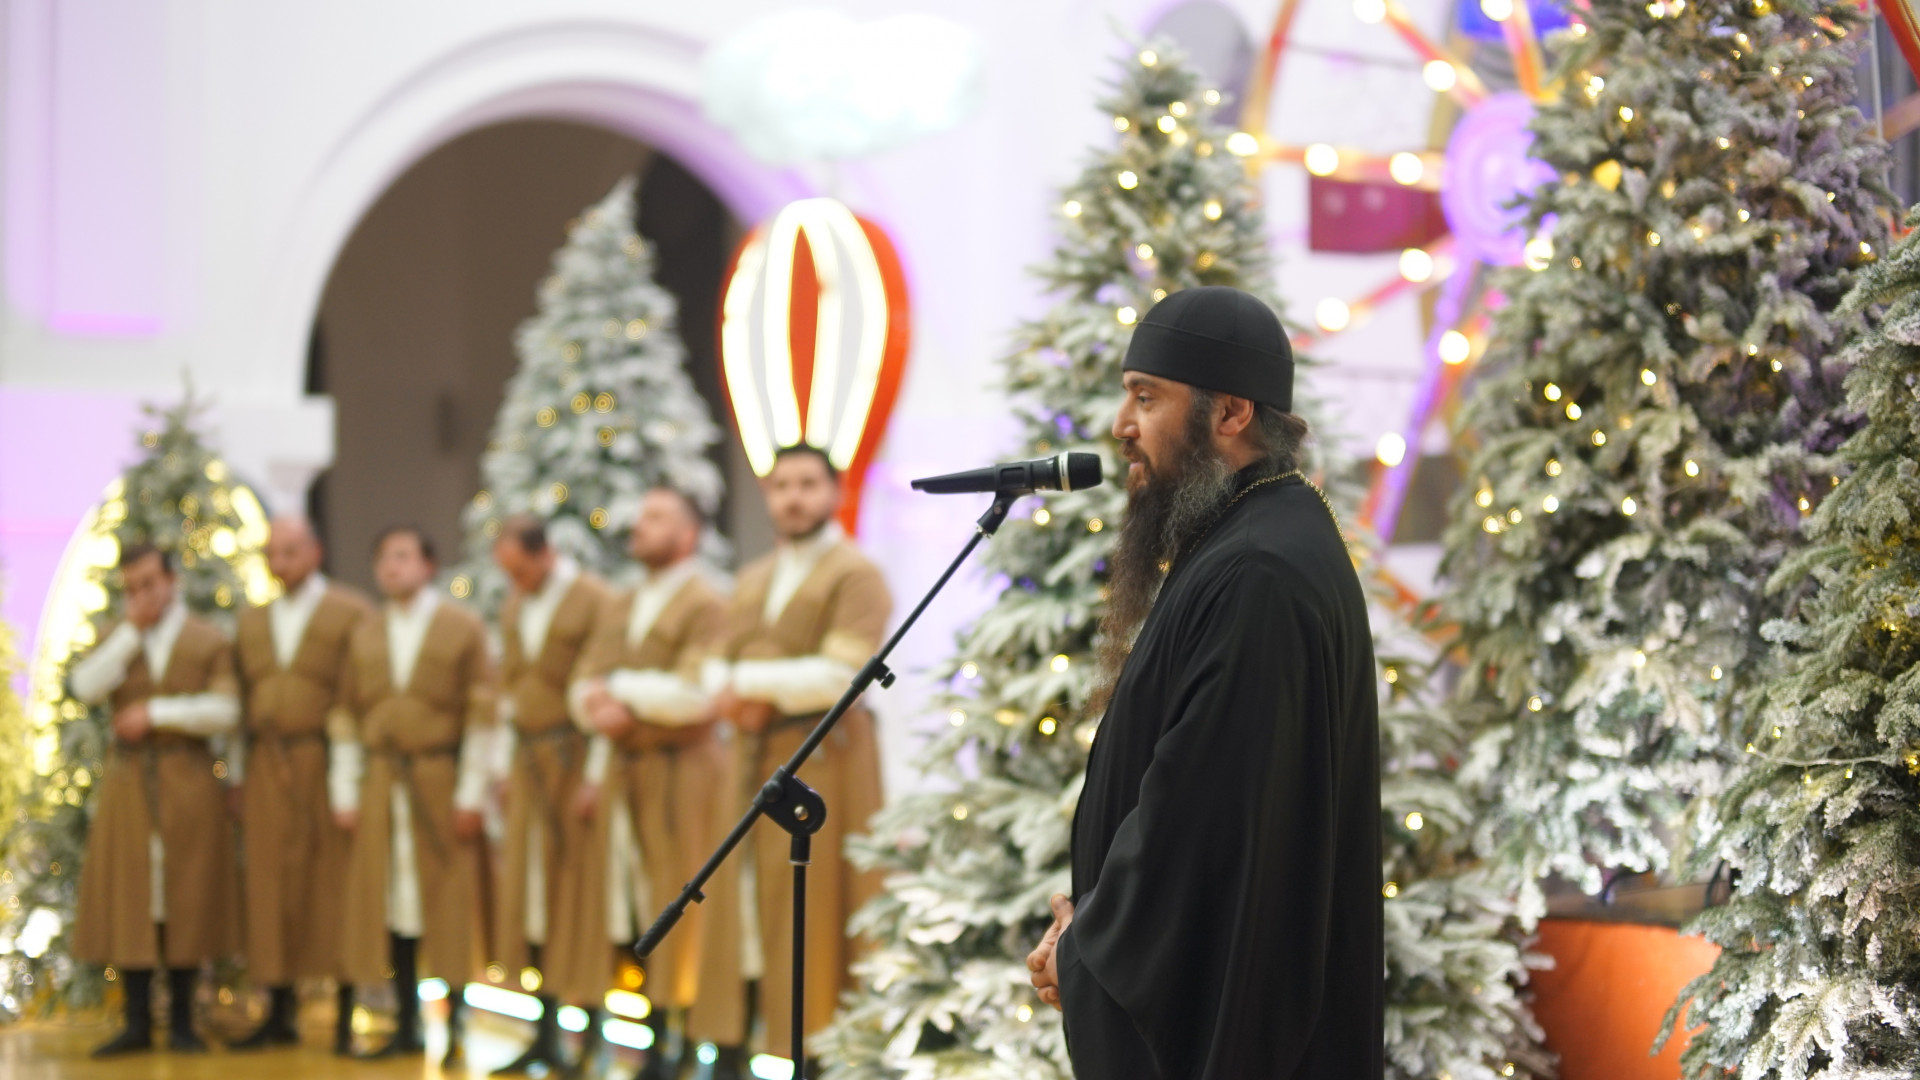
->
xmin=0 ymin=389 xmax=144 ymax=694
xmin=4 ymin=0 xmax=171 ymax=335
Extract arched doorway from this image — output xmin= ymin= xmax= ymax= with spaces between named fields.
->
xmin=307 ymin=119 xmax=771 ymax=587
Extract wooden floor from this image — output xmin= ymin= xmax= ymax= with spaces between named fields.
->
xmin=0 ymin=998 xmax=643 ymax=1079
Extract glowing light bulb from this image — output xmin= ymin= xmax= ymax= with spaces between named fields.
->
xmin=1062 ymin=200 xmax=1082 ymax=217
xmin=1050 ymin=654 xmax=1071 ymax=673
xmin=1684 ymin=459 xmax=1700 ymax=477
xmin=1225 ymin=131 xmax=1260 ymax=156
xmin=1139 ymin=50 xmax=1158 ymax=66
xmin=1388 ymin=152 xmax=1424 ymax=186
xmin=1544 ymin=383 xmax=1562 ymax=401
xmin=1375 ymin=432 xmax=1408 ymax=467
xmin=1354 ymin=0 xmax=1387 ymax=21
xmin=1565 ymin=402 xmax=1583 ymax=420
xmin=1315 ymin=298 xmax=1352 ymax=332
xmin=1117 ymin=170 xmax=1139 ymax=189
xmin=1481 ymin=0 xmax=1515 ymax=20
xmin=1438 ymin=330 xmax=1471 ymax=364
xmin=1523 ymin=236 xmax=1554 ymax=271
xmin=1621 ymin=496 xmax=1638 ymax=515
xmin=1641 ymin=368 xmax=1657 ymax=385
xmin=1303 ymin=143 xmax=1341 ymax=176
xmin=1542 ymin=495 xmax=1559 ymax=513
xmin=1116 ymin=306 xmax=1138 ymax=325
xmin=1423 ymin=60 xmax=1458 ymax=92
xmin=1619 ymin=106 xmax=1636 ymax=122
xmin=1399 ymin=247 xmax=1434 ymax=282
xmin=1157 ymin=115 xmax=1178 ymax=133
xmin=1203 ymin=199 xmax=1223 ymax=220
xmin=1135 ymin=243 xmax=1155 ymax=260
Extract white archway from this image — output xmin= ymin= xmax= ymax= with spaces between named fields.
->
xmin=258 ymin=18 xmax=809 ymax=405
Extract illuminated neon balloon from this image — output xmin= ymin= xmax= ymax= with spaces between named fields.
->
xmin=719 ymin=198 xmax=910 ymax=533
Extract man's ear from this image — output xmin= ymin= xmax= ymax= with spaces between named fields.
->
xmin=1217 ymin=394 xmax=1256 ymax=438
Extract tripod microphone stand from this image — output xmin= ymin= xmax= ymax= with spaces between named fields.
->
xmin=633 ymin=489 xmax=1022 ymax=1077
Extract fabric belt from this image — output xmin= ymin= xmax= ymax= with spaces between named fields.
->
xmin=513 ymin=726 xmax=578 ymax=860
xmin=251 ymin=729 xmax=329 ymax=846
xmin=371 ymin=743 xmax=458 ymax=860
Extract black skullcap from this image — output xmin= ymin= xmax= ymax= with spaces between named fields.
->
xmin=1121 ymin=286 xmax=1293 ymax=411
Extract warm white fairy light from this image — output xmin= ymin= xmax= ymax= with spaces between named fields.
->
xmin=1303 ymin=143 xmax=1341 ymax=176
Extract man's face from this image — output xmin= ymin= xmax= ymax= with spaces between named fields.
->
xmin=762 ymin=453 xmax=841 ymax=540
xmin=492 ymin=537 xmax=553 ymax=594
xmin=265 ymin=521 xmax=323 ymax=591
xmin=121 ymin=552 xmax=175 ymax=628
xmin=374 ymin=533 xmax=435 ymax=601
xmin=1113 ymin=372 xmax=1199 ymax=495
xmin=629 ymin=490 xmax=698 ymax=570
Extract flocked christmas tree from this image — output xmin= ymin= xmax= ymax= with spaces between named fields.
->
xmin=455 ymin=176 xmax=726 ymax=610
xmin=0 ymin=395 xmax=270 ymax=1015
xmin=818 ymin=40 xmax=1540 ymax=1080
xmin=1440 ymin=0 xmax=1892 ymax=911
xmin=1661 ymin=205 xmax=1920 ymax=1080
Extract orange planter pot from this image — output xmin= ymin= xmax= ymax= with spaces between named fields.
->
xmin=1529 ymin=919 xmax=1720 ymax=1080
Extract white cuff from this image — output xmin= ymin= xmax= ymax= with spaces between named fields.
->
xmin=490 ymin=724 xmax=518 ymax=782
xmin=584 ymin=735 xmax=612 ymax=786
xmin=731 ymin=656 xmax=856 ymax=716
xmin=225 ymin=734 xmax=247 ymax=785
xmin=329 ymin=740 xmax=364 ymax=814
xmin=148 ymin=693 xmax=241 ymax=736
xmin=567 ymin=678 xmax=604 ymax=733
xmin=606 ymin=669 xmax=709 ymax=725
xmin=700 ymin=658 xmax=733 ymax=696
xmin=69 ymin=623 xmax=142 ymax=704
xmin=453 ymin=727 xmax=493 ymax=812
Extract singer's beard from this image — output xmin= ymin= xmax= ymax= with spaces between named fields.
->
xmin=1092 ymin=405 xmax=1240 ymax=713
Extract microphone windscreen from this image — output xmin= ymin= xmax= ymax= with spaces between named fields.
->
xmin=1067 ymin=452 xmax=1103 ymax=490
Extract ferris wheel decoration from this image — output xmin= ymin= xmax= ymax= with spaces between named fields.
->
xmin=1236 ymin=0 xmax=1571 ymax=542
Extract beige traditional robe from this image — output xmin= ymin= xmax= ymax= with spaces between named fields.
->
xmin=690 ymin=531 xmax=892 ymax=1052
xmin=338 ymin=595 xmax=496 ymax=987
xmin=72 ymin=610 xmax=241 ymax=970
xmin=545 ymin=566 xmax=727 ymax=1010
xmin=233 ymin=577 xmax=371 ymax=985
xmin=491 ymin=564 xmax=607 ymax=978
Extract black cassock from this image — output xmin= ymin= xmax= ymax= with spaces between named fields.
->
xmin=1060 ymin=472 xmax=1382 ymax=1080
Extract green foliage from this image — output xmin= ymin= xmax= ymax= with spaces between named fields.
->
xmin=1440 ymin=0 xmax=1893 ymax=909
xmin=818 ymin=39 xmax=1540 ymax=1080
xmin=454 ymin=177 xmax=726 ymax=611
xmin=0 ymin=395 xmax=267 ymax=1016
xmin=1668 ymin=205 xmax=1920 ymax=1080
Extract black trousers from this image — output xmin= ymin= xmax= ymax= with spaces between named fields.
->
xmin=1058 ymin=929 xmax=1161 ymax=1080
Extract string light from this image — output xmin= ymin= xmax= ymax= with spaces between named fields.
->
xmin=1423 ymin=60 xmax=1458 ymax=92
xmin=1117 ymin=306 xmax=1138 ymax=325
xmin=1523 ymin=236 xmax=1554 ymax=271
xmin=1399 ymin=248 xmax=1435 ymax=282
xmin=1565 ymin=403 xmax=1582 ymax=420
xmin=1404 ymin=812 xmax=1425 ymax=831
xmin=1315 ymin=298 xmax=1352 ymax=332
xmin=1641 ymin=368 xmax=1657 ymax=385
xmin=1376 ymin=432 xmax=1408 ymax=467
xmin=1169 ymin=101 xmax=1189 ymax=117
xmin=949 ymin=709 xmax=966 ymax=727
xmin=1062 ymin=200 xmax=1083 ymax=217
xmin=1354 ymin=0 xmax=1387 ymax=21
xmin=1135 ymin=243 xmax=1155 ymax=260
xmin=1621 ymin=496 xmax=1637 ymax=515
xmin=1438 ymin=330 xmax=1471 ymax=364
xmin=1203 ymin=199 xmax=1223 ymax=220
xmin=1684 ymin=459 xmax=1700 ymax=476
xmin=1543 ymin=383 xmax=1563 ymax=402
xmin=1117 ymin=170 xmax=1139 ymax=189
xmin=1038 ymin=717 xmax=1058 ymax=736
xmin=1481 ymin=0 xmax=1515 ymax=20
xmin=1619 ymin=106 xmax=1635 ymax=122
xmin=1051 ymin=654 xmax=1072 ymax=673
xmin=1225 ymin=132 xmax=1260 ymax=156
xmin=1542 ymin=495 xmax=1559 ymax=513
xmin=1389 ymin=152 xmax=1425 ymax=186
xmin=1113 ymin=116 xmax=1131 ymax=132
xmin=1527 ymin=696 xmax=1544 ymax=711
xmin=1304 ymin=144 xmax=1341 ymax=176
xmin=1157 ymin=115 xmax=1178 ymax=133
xmin=1592 ymin=430 xmax=1607 ymax=446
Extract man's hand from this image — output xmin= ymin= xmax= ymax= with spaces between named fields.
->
xmin=1026 ymin=893 xmax=1075 ymax=1010
xmin=112 ymin=703 xmax=153 ymax=743
xmin=572 ymin=783 xmax=600 ymax=822
xmin=589 ymin=696 xmax=636 ymax=738
xmin=333 ymin=808 xmax=358 ymax=832
xmin=715 ymin=689 xmax=777 ymax=735
xmin=453 ymin=808 xmax=484 ymax=841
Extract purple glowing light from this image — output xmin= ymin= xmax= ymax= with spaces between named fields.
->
xmin=1441 ymin=92 xmax=1555 ymax=267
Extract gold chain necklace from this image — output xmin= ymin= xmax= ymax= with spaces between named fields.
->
xmin=1170 ymin=469 xmax=1348 ymax=573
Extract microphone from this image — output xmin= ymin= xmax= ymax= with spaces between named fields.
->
xmin=911 ymin=452 xmax=1103 ymax=495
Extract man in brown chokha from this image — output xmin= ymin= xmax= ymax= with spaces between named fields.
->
xmin=69 ymin=542 xmax=241 ymax=1057
xmin=333 ymin=526 xmax=496 ymax=1065
xmin=486 ymin=514 xmax=607 ymax=1076
xmin=693 ymin=445 xmax=892 ymax=1077
xmin=548 ymin=487 xmax=727 ymax=1080
xmin=228 ymin=515 xmax=371 ymax=1054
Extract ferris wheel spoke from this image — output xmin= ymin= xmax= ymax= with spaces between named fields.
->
xmin=1361 ymin=263 xmax=1483 ymax=541
xmin=1379 ymin=0 xmax=1488 ymax=105
xmin=1498 ymin=0 xmax=1549 ymax=100
xmin=1240 ymin=0 xmax=1308 ymax=141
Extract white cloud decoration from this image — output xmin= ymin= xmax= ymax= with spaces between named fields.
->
xmin=702 ymin=9 xmax=985 ymax=165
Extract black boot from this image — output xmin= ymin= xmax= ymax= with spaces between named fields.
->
xmin=710 ymin=1044 xmax=751 ymax=1080
xmin=91 ymin=969 xmax=154 ymax=1057
xmin=231 ymin=984 xmax=300 ymax=1049
xmin=333 ymin=983 xmax=356 ymax=1056
xmin=166 ymin=968 xmax=208 ymax=1052
xmin=443 ymin=993 xmax=468 ymax=1069
xmin=491 ymin=993 xmax=563 ymax=1074
xmin=358 ymin=934 xmax=425 ymax=1059
xmin=634 ymin=1006 xmax=675 ymax=1080
xmin=565 ymin=1007 xmax=606 ymax=1079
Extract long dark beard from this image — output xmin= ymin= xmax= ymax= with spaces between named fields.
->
xmin=1091 ymin=412 xmax=1240 ymax=713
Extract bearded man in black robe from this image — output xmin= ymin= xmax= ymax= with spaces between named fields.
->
xmin=1027 ymin=286 xmax=1382 ymax=1080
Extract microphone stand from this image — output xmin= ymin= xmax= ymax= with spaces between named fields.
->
xmin=634 ymin=489 xmax=1021 ymax=1076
